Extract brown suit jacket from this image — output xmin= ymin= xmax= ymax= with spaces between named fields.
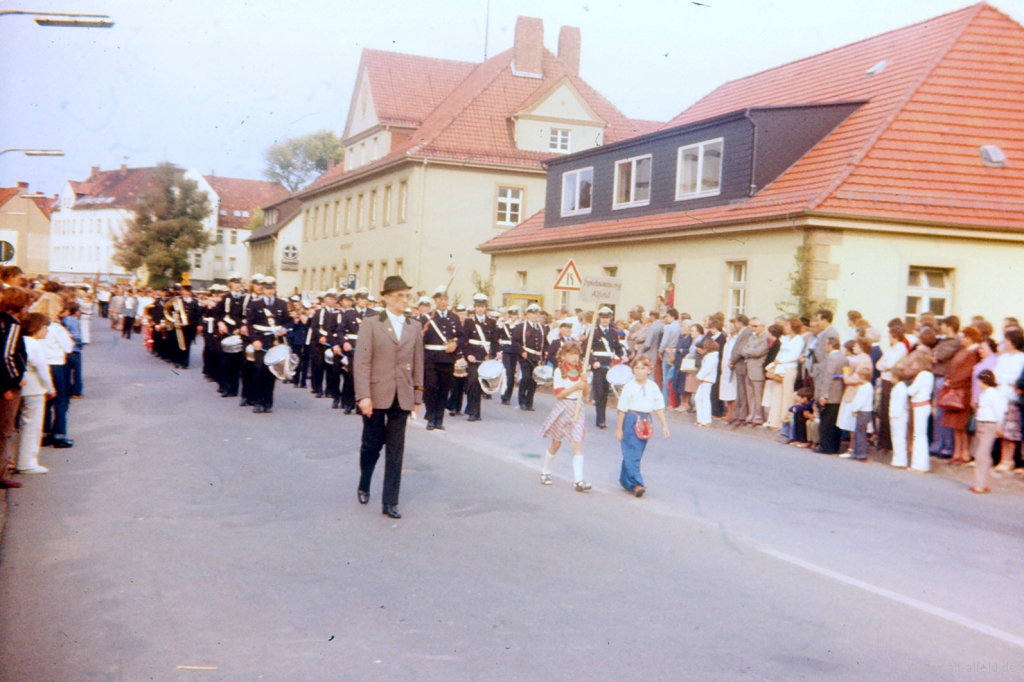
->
xmin=354 ymin=311 xmax=424 ymax=411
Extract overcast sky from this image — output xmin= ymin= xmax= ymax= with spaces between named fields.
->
xmin=2 ymin=0 xmax=1022 ymax=197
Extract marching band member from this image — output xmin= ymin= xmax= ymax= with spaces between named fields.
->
xmin=339 ymin=288 xmax=369 ymax=414
xmin=499 ymin=305 xmax=518 ymax=405
xmin=217 ymin=274 xmax=247 ymax=398
xmin=511 ymin=303 xmax=546 ymax=411
xmin=307 ymin=289 xmax=338 ymax=399
xmin=462 ymin=293 xmax=498 ymax=422
xmin=586 ymin=306 xmax=624 ymax=429
xmin=422 ymin=286 xmax=464 ymax=430
xmin=239 ymin=273 xmax=266 ymax=407
xmin=245 ymin=277 xmax=290 ymax=413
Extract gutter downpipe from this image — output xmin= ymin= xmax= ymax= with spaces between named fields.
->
xmin=744 ymin=108 xmax=758 ymax=197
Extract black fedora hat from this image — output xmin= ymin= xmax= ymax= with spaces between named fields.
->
xmin=381 ymin=275 xmax=412 ymax=295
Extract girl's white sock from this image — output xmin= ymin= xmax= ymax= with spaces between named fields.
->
xmin=542 ymin=452 xmax=556 ymax=475
xmin=572 ymin=454 xmax=584 ymax=483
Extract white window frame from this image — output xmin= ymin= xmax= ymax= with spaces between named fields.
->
xmin=727 ymin=260 xmax=747 ymax=318
xmin=658 ymin=264 xmax=675 ymax=298
xmin=216 ymin=228 xmax=225 ymax=245
xmin=516 ymin=270 xmax=528 ymax=289
xmin=905 ymin=267 xmax=952 ymax=326
xmin=549 ymin=128 xmax=571 ymax=153
xmin=560 ymin=167 xmax=594 ymax=217
xmin=382 ymin=186 xmax=392 ymax=226
xmin=613 ymin=154 xmax=653 ymax=210
xmin=398 ymin=181 xmax=408 ymax=223
xmin=676 ymin=137 xmax=724 ymax=201
xmin=230 ymin=229 xmax=237 ymax=245
xmin=496 ymin=187 xmax=523 ymax=226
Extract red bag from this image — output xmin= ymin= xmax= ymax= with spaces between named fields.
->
xmin=633 ymin=413 xmax=654 ymax=441
xmin=937 ymin=385 xmax=966 ymax=411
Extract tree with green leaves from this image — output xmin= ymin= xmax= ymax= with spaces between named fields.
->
xmin=113 ymin=163 xmax=212 ymax=287
xmin=263 ymin=130 xmax=344 ymax=191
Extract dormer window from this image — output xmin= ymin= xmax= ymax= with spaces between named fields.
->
xmin=613 ymin=154 xmax=652 ymax=209
xmin=676 ymin=138 xmax=723 ymax=200
xmin=550 ymin=128 xmax=571 ymax=153
xmin=561 ymin=167 xmax=593 ymax=217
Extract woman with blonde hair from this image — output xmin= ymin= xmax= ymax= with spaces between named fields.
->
xmin=31 ymin=292 xmax=74 ymax=449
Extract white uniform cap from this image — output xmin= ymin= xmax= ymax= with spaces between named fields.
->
xmin=433 ymin=285 xmax=448 ymax=297
xmin=417 ymin=296 xmax=432 ymax=306
xmin=354 ymin=287 xmax=370 ymax=298
xmin=455 ymin=304 xmax=467 ymax=311
xmin=251 ymin=273 xmax=266 ymax=284
xmin=341 ymin=289 xmax=355 ymax=298
xmin=526 ymin=303 xmax=542 ymax=313
xmin=472 ymin=293 xmax=488 ymax=304
xmin=263 ymin=276 xmax=277 ymax=287
xmin=227 ymin=272 xmax=243 ymax=283
xmin=507 ymin=305 xmax=520 ymax=313
xmin=324 ymin=288 xmax=339 ymax=297
xmin=598 ymin=306 xmax=614 ymax=316
xmin=497 ymin=306 xmax=507 ymax=314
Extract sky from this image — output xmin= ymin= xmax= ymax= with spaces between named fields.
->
xmin=2 ymin=0 xmax=1023 ymax=197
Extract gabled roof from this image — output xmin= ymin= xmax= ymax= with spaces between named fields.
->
xmin=352 ymin=49 xmax=477 ymax=131
xmin=204 ymin=175 xmax=290 ymax=229
xmin=0 ymin=188 xmax=19 ymax=209
xmin=68 ymin=167 xmax=159 ymax=211
xmin=29 ymin=195 xmax=57 ymax=219
xmin=482 ymin=3 xmax=1024 ymax=253
xmin=247 ymin=197 xmax=303 ymax=242
xmin=303 ymin=46 xmax=654 ymax=196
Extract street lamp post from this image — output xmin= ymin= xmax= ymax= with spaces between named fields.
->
xmin=0 ymin=9 xmax=113 ymax=28
xmin=0 ymin=149 xmax=65 ymax=158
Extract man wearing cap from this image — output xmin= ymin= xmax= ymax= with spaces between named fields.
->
xmin=414 ymin=296 xmax=433 ymax=326
xmin=354 ymin=276 xmax=423 ymax=519
xmin=511 ymin=304 xmax=547 ymax=411
xmin=586 ymin=306 xmax=624 ymax=429
xmin=498 ymin=305 xmax=519 ymax=405
xmin=216 ymin=273 xmax=247 ymax=398
xmin=176 ymin=283 xmax=201 ymax=369
xmin=462 ymin=293 xmax=498 ymax=422
xmin=422 ymin=286 xmax=465 ymax=430
xmin=201 ymin=287 xmax=222 ymax=381
xmin=339 ymin=288 xmax=370 ymax=414
xmin=307 ymin=289 xmax=338 ymax=399
xmin=239 ymin=274 xmax=266 ymax=407
xmin=245 ymin=276 xmax=291 ymax=413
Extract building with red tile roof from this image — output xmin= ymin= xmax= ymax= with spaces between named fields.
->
xmin=0 ymin=182 xmax=55 ymax=275
xmin=51 ymin=165 xmax=287 ymax=284
xmin=290 ymin=17 xmax=658 ymax=296
xmin=481 ymin=3 xmax=1024 ymax=327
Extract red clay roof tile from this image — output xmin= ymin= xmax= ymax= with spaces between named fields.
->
xmin=203 ymin=175 xmax=290 ymax=228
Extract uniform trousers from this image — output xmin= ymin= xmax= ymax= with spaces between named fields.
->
xmin=517 ymin=358 xmax=538 ymax=409
xmin=358 ymin=397 xmax=408 ymax=506
xmin=340 ymin=355 xmax=356 ymax=410
xmin=202 ymin=333 xmax=217 ymax=379
xmin=326 ymin=361 xmax=342 ymax=399
xmin=501 ymin=349 xmax=516 ymax=402
xmin=240 ymin=357 xmax=255 ymax=404
xmin=121 ymin=316 xmax=134 ymax=339
xmin=179 ymin=330 xmax=195 ymax=368
xmin=220 ymin=351 xmax=242 ymax=396
xmin=308 ymin=343 xmax=327 ymax=395
xmin=592 ymin=366 xmax=610 ymax=427
xmin=290 ymin=343 xmax=308 ymax=387
xmin=424 ymin=361 xmax=455 ymax=426
xmin=252 ymin=350 xmax=277 ymax=409
xmin=447 ymin=375 xmax=466 ymax=414
xmin=464 ymin=362 xmax=483 ymax=418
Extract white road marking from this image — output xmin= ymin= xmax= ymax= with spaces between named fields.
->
xmin=761 ymin=547 xmax=1024 ymax=650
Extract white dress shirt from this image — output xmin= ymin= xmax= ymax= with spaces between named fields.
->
xmin=386 ymin=309 xmax=405 ymax=343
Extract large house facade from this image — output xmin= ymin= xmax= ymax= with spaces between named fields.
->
xmin=482 ymin=3 xmax=1024 ymax=327
xmin=246 ymin=196 xmax=303 ymax=295
xmin=51 ymin=165 xmax=287 ymax=284
xmin=0 ymin=182 xmax=54 ymax=276
xmin=290 ymin=17 xmax=657 ymax=299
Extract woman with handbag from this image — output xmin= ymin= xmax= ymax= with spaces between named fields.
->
xmin=940 ymin=325 xmax=982 ymax=464
xmin=674 ymin=323 xmax=703 ymax=412
xmin=615 ymin=355 xmax=669 ymax=497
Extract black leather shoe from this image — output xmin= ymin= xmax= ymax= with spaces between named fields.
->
xmin=426 ymin=423 xmax=435 ymax=431
xmin=239 ymin=398 xmax=248 ymax=407
xmin=253 ymin=405 xmax=264 ymax=413
xmin=358 ymin=489 xmax=369 ymax=504
xmin=41 ymin=434 xmax=54 ymax=447
xmin=382 ymin=505 xmax=401 ymax=519
xmin=467 ymin=416 xmax=480 ymax=422
xmin=501 ymin=400 xmax=510 ymax=405
xmin=596 ymin=423 xmax=607 ymax=429
xmin=525 ymin=407 xmax=535 ymax=412
xmin=332 ymin=398 xmax=341 ymax=409
xmin=344 ymin=409 xmax=353 ymax=415
xmin=314 ymin=392 xmax=323 ymax=399
xmin=52 ymin=437 xmax=74 ymax=449
xmin=433 ymin=424 xmax=446 ymax=431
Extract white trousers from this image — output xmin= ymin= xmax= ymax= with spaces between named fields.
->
xmin=911 ymin=404 xmax=931 ymax=472
xmin=696 ymin=382 xmax=712 ymax=425
xmin=16 ymin=394 xmax=45 ymax=471
xmin=890 ymin=413 xmax=909 ymax=467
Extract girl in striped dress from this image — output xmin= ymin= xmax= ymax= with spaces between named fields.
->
xmin=539 ymin=341 xmax=591 ymax=491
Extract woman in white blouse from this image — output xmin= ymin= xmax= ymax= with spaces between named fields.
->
xmin=30 ymin=293 xmax=74 ymax=448
xmin=764 ymin=317 xmax=806 ymax=429
xmin=15 ymin=313 xmax=55 ymax=474
xmin=694 ymin=337 xmax=719 ymax=427
xmin=993 ymin=328 xmax=1024 ymax=473
xmin=615 ymin=355 xmax=670 ymax=497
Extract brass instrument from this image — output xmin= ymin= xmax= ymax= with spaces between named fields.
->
xmin=163 ymin=298 xmax=188 ymax=351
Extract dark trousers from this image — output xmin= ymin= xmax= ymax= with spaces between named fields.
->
xmin=121 ymin=316 xmax=135 ymax=339
xmin=201 ymin=333 xmax=217 ymax=378
xmin=340 ymin=355 xmax=356 ymax=410
xmin=732 ymin=364 xmax=749 ymax=422
xmin=44 ymin=364 xmax=70 ymax=437
xmin=447 ymin=375 xmax=466 ymax=414
xmin=877 ymin=380 xmax=894 ymax=450
xmin=464 ymin=362 xmax=482 ymax=418
xmin=592 ymin=366 xmax=610 ymax=426
xmin=253 ymin=350 xmax=276 ymax=409
xmin=99 ymin=301 xmax=109 ymax=318
xmin=359 ymin=397 xmax=409 ymax=506
xmin=501 ymin=349 xmax=516 ymax=402
xmin=66 ymin=351 xmax=83 ymax=397
xmin=309 ymin=344 xmax=327 ymax=395
xmin=517 ymin=358 xmax=537 ymax=409
xmin=220 ymin=351 xmax=242 ymax=396
xmin=326 ymin=362 xmax=342 ymax=399
xmin=819 ymin=402 xmax=842 ymax=453
xmin=424 ymin=361 xmax=454 ymax=426
xmin=179 ymin=331 xmax=195 ymax=368
xmin=240 ymin=357 xmax=256 ymax=404
xmin=291 ymin=343 xmax=308 ymax=387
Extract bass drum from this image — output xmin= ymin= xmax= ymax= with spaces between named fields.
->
xmin=221 ymin=334 xmax=243 ymax=354
xmin=606 ymin=363 xmax=634 ymax=397
xmin=265 ymin=344 xmax=298 ymax=381
xmin=477 ymin=359 xmax=505 ymax=395
xmin=532 ymin=364 xmax=554 ymax=386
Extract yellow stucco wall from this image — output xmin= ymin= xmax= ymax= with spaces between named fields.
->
xmin=828 ymin=227 xmax=1024 ymax=327
xmin=0 ymin=193 xmax=50 ymax=275
xmin=488 ymin=228 xmax=803 ymax=318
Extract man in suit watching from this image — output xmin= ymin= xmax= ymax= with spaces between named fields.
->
xmin=354 ymin=276 xmax=424 ymax=520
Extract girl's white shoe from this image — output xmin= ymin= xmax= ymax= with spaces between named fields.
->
xmin=17 ymin=465 xmax=48 ymax=475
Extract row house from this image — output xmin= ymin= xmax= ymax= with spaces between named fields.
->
xmin=246 ymin=196 xmax=303 ymax=295
xmin=0 ymin=182 xmax=55 ymax=276
xmin=482 ymin=3 xmax=1024 ymax=327
xmin=51 ymin=165 xmax=287 ymax=284
xmin=289 ymin=16 xmax=657 ymax=299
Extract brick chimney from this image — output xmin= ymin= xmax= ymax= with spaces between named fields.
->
xmin=90 ymin=165 xmax=100 ymax=177
xmin=16 ymin=182 xmax=28 ymax=194
xmin=558 ymin=26 xmax=580 ymax=76
xmin=513 ymin=16 xmax=544 ymax=78
xmin=120 ymin=163 xmax=127 ymax=171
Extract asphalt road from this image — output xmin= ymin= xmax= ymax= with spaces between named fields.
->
xmin=1 ymin=326 xmax=1023 ymax=681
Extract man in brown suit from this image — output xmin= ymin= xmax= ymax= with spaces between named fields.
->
xmin=354 ymin=276 xmax=424 ymax=519
xmin=740 ymin=318 xmax=769 ymax=425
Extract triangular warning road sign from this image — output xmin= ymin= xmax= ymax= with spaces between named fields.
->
xmin=553 ymin=259 xmax=583 ymax=291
